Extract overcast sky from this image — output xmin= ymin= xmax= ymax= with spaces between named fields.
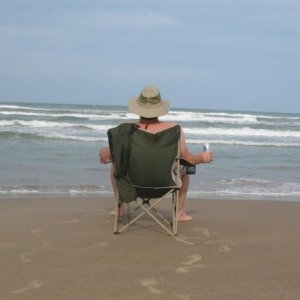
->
xmin=1 ymin=0 xmax=300 ymax=113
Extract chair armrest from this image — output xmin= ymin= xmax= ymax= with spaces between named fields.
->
xmin=179 ymin=159 xmax=196 ymax=175
xmin=179 ymin=158 xmax=195 ymax=166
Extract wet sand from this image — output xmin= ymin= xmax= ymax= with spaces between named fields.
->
xmin=1 ymin=196 xmax=300 ymax=299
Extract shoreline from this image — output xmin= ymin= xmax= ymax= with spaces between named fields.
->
xmin=0 ymin=193 xmax=300 ymax=206
xmin=1 ymin=192 xmax=300 ymax=203
xmin=1 ymin=196 xmax=300 ymax=299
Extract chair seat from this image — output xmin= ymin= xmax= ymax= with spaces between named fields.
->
xmin=135 ymin=187 xmax=179 ymax=199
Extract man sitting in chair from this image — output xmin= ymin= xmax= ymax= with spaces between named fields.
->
xmin=100 ymin=85 xmax=213 ymax=222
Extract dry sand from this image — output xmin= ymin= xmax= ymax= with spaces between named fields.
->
xmin=0 ymin=196 xmax=300 ymax=300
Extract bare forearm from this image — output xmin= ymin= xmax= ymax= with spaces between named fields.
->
xmin=179 ymin=128 xmax=213 ymax=164
xmin=181 ymin=150 xmax=213 ymax=165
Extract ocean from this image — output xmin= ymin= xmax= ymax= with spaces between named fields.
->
xmin=0 ymin=102 xmax=300 ymax=201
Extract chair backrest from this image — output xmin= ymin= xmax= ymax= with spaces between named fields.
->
xmin=128 ymin=125 xmax=181 ymax=189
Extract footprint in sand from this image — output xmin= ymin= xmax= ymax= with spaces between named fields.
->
xmin=176 ymin=254 xmax=204 ymax=274
xmin=175 ymin=236 xmax=195 ymax=245
xmin=19 ymin=252 xmax=35 ymax=263
xmin=30 ymin=228 xmax=42 ymax=235
xmin=182 ymin=254 xmax=202 ymax=266
xmin=140 ymin=279 xmax=163 ymax=295
xmin=176 ymin=263 xmax=204 ymax=274
xmin=204 ymin=240 xmax=214 ymax=245
xmin=192 ymin=227 xmax=212 ymax=237
xmin=81 ymin=242 xmax=110 ymax=251
xmin=42 ymin=241 xmax=56 ymax=250
xmin=57 ymin=219 xmax=81 ymax=224
xmin=10 ymin=279 xmax=44 ymax=294
xmin=218 ymin=245 xmax=232 ymax=253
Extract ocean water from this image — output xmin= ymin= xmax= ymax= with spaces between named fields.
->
xmin=0 ymin=102 xmax=300 ymax=201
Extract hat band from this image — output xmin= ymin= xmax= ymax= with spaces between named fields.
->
xmin=138 ymin=92 xmax=162 ymax=105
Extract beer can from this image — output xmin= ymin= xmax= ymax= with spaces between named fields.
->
xmin=203 ymin=143 xmax=210 ymax=152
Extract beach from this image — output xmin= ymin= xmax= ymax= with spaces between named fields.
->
xmin=1 ymin=195 xmax=300 ymax=300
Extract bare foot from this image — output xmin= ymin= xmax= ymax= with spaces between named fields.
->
xmin=110 ymin=203 xmax=127 ymax=217
xmin=177 ymin=211 xmax=192 ymax=222
xmin=110 ymin=210 xmax=127 ymax=217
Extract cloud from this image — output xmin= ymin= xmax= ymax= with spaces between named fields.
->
xmin=1 ymin=0 xmax=300 ymax=112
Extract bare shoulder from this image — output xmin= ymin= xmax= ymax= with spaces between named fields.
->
xmin=161 ymin=121 xmax=178 ymax=128
xmin=157 ymin=121 xmax=179 ymax=131
xmin=137 ymin=121 xmax=179 ymax=133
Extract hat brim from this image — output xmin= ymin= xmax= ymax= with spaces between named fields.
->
xmin=128 ymin=97 xmax=170 ymax=118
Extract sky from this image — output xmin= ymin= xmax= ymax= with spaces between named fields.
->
xmin=1 ymin=0 xmax=300 ymax=113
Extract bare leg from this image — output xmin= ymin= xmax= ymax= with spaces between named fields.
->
xmin=110 ymin=165 xmax=117 ymax=196
xmin=110 ymin=165 xmax=127 ymax=217
xmin=177 ymin=173 xmax=192 ymax=221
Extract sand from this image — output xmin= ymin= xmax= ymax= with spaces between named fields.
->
xmin=0 ymin=196 xmax=300 ymax=300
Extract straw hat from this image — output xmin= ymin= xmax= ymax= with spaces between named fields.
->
xmin=128 ymin=85 xmax=170 ymax=118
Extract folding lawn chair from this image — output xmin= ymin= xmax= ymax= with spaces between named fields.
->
xmin=107 ymin=123 xmax=182 ymax=236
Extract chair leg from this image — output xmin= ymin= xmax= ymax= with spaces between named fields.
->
xmin=172 ymin=190 xmax=179 ymax=236
xmin=135 ymin=192 xmax=176 ymax=236
xmin=174 ymin=190 xmax=179 ymax=235
xmin=113 ymin=191 xmax=120 ymax=234
xmin=113 ymin=190 xmax=179 ymax=236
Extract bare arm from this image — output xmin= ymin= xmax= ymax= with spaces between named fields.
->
xmin=180 ymin=129 xmax=213 ymax=165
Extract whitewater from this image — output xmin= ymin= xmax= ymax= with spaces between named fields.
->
xmin=0 ymin=102 xmax=299 ymax=200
